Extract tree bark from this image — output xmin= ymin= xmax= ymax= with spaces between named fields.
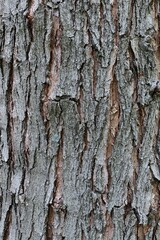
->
xmin=0 ymin=0 xmax=160 ymax=239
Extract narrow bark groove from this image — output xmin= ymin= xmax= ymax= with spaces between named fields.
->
xmin=6 ymin=27 xmax=16 ymax=170
xmin=2 ymin=205 xmax=12 ymax=240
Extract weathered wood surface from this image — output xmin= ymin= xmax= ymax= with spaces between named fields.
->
xmin=0 ymin=0 xmax=160 ymax=239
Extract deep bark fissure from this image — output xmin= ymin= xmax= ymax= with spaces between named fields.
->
xmin=2 ymin=205 xmax=12 ymax=240
xmin=21 ymin=74 xmax=31 ymax=168
xmin=46 ymin=127 xmax=64 ymax=240
xmin=6 ymin=27 xmax=16 ymax=171
xmin=106 ymin=72 xmax=120 ymax=162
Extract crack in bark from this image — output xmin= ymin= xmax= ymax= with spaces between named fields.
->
xmin=137 ymin=104 xmax=146 ymax=145
xmin=128 ymin=42 xmax=139 ymax=103
xmin=99 ymin=0 xmax=104 ymax=49
xmin=28 ymin=204 xmax=35 ymax=240
xmin=45 ymin=203 xmax=54 ymax=240
xmin=53 ymin=128 xmax=64 ymax=208
xmin=128 ymin=0 xmax=135 ymax=34
xmin=91 ymin=156 xmax=96 ymax=192
xmin=0 ymin=188 xmax=2 ymax=221
xmin=41 ymin=14 xmax=62 ymax=151
xmin=92 ymin=48 xmax=98 ymax=99
xmin=2 ymin=205 xmax=12 ymax=240
xmin=46 ymin=128 xmax=64 ymax=240
xmin=78 ymin=123 xmax=88 ymax=174
xmin=77 ymin=84 xmax=84 ymax=124
xmin=26 ymin=0 xmax=35 ymax=43
xmin=21 ymin=73 xmax=31 ymax=168
xmin=47 ymin=15 xmax=62 ymax=99
xmin=6 ymin=27 xmax=16 ymax=171
xmin=106 ymin=73 xmax=120 ymax=161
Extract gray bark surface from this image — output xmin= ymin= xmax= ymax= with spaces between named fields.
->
xmin=0 ymin=0 xmax=160 ymax=239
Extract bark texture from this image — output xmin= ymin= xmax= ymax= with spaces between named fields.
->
xmin=0 ymin=0 xmax=160 ymax=239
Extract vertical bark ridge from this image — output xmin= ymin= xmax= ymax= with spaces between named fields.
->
xmin=111 ymin=0 xmax=119 ymax=46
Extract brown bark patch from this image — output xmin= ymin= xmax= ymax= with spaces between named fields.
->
xmin=46 ymin=128 xmax=64 ymax=239
xmin=47 ymin=15 xmax=62 ymax=99
xmin=104 ymin=212 xmax=114 ymax=240
xmin=106 ymin=74 xmax=120 ymax=161
xmin=26 ymin=0 xmax=35 ymax=41
xmin=46 ymin=204 xmax=54 ymax=240
xmin=137 ymin=224 xmax=151 ymax=240
xmin=41 ymin=15 xmax=62 ymax=145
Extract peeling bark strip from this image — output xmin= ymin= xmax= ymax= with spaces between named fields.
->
xmin=0 ymin=0 xmax=160 ymax=239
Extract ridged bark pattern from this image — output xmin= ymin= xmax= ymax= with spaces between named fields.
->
xmin=0 ymin=0 xmax=160 ymax=239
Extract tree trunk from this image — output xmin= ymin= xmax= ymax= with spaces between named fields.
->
xmin=0 ymin=0 xmax=160 ymax=239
